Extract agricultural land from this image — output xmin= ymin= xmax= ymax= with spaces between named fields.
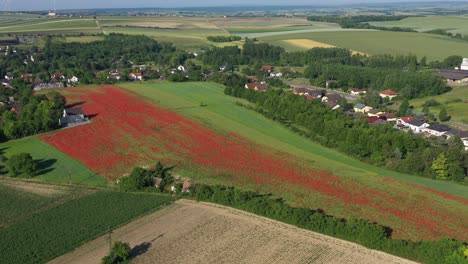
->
xmin=50 ymin=199 xmax=417 ymax=264
xmin=34 ymin=83 xmax=468 ymax=242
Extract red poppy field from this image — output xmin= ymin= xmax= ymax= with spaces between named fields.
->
xmin=39 ymin=85 xmax=468 ymax=241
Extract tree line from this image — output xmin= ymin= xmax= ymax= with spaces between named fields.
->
xmin=223 ymin=84 xmax=467 ymax=182
xmin=207 ymin=35 xmax=242 ymax=42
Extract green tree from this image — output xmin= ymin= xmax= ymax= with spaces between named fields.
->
xmin=431 ymin=152 xmax=449 ymax=180
xmin=439 ymin=107 xmax=449 ymax=122
xmin=398 ymin=98 xmax=409 ymax=117
xmin=6 ymin=153 xmax=37 ymax=178
xmin=101 ymin=241 xmax=131 ymax=264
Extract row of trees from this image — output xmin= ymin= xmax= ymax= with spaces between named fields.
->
xmin=207 ymin=35 xmax=241 ymax=42
xmin=223 ymin=85 xmax=467 ymax=181
xmin=191 ymin=184 xmax=468 ymax=264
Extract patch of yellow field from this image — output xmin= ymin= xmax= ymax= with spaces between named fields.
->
xmin=284 ymin=39 xmax=366 ymax=55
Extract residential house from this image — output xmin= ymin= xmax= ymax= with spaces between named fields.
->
xmin=0 ymin=79 xmax=13 ymax=89
xmin=67 ymin=76 xmax=79 ymax=84
xmin=107 ymin=72 xmax=121 ymax=80
xmin=353 ymin=104 xmax=373 ymax=114
xmin=305 ymin=90 xmax=322 ymax=100
xmin=153 ymin=177 xmax=164 ymax=188
xmin=424 ymin=124 xmax=451 ymax=137
xmin=4 ymin=72 xmax=13 ymax=81
xmin=52 ymin=72 xmax=65 ymax=80
xmin=293 ymin=87 xmax=309 ymax=95
xmin=261 ymin=65 xmax=273 ymax=72
xmin=379 ymin=89 xmax=399 ymax=100
xmin=21 ymin=73 xmax=34 ymax=82
xmin=350 ymin=88 xmax=366 ymax=96
xmin=370 ymin=119 xmax=388 ymax=126
xmin=269 ymin=71 xmax=283 ymax=78
xmin=361 ymin=116 xmax=380 ymax=123
xmin=129 ymin=72 xmax=143 ymax=81
xmin=326 ymin=101 xmax=340 ymax=110
xmin=321 ymin=94 xmax=343 ymax=104
xmin=405 ymin=119 xmax=430 ymax=134
xmin=378 ymin=113 xmax=396 ymax=122
xmin=461 ymin=58 xmax=468 ymax=70
xmin=245 ymin=82 xmax=269 ymax=92
xmin=367 ymin=109 xmax=384 ymax=117
xmin=59 ymin=108 xmax=88 ymax=126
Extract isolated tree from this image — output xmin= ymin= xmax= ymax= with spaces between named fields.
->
xmin=439 ymin=107 xmax=449 ymax=122
xmin=6 ymin=153 xmax=37 ymax=178
xmin=431 ymin=152 xmax=449 ymax=180
xmin=399 ymin=98 xmax=409 ymax=117
xmin=101 ymin=241 xmax=131 ymax=264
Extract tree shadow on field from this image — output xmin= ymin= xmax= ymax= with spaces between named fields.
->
xmin=66 ymin=101 xmax=86 ymax=108
xmin=129 ymin=242 xmax=152 ymax=258
xmin=34 ymin=158 xmax=57 ymax=176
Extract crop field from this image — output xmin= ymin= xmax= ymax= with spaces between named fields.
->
xmin=259 ymin=30 xmax=468 ymax=61
xmin=0 ymin=179 xmax=90 ymax=229
xmin=0 ymin=18 xmax=101 ymax=34
xmin=370 ymin=15 xmax=468 ymax=35
xmin=408 ymin=86 xmax=468 ymax=124
xmin=0 ymin=136 xmax=105 ymax=185
xmin=0 ymin=181 xmax=173 ymax=264
xmin=51 ymin=200 xmax=417 ymax=264
xmin=283 ymin=39 xmax=365 ymax=54
xmin=38 ymin=83 xmax=468 ymax=241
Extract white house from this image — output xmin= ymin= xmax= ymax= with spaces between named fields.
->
xmin=67 ymin=76 xmax=79 ymax=84
xmin=405 ymin=119 xmax=430 ymax=134
xmin=424 ymin=124 xmax=451 ymax=137
xmin=379 ymin=89 xmax=399 ymax=100
xmin=269 ymin=72 xmax=283 ymax=78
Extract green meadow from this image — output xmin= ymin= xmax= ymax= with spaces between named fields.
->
xmin=259 ymin=30 xmax=468 ymax=61
xmin=0 ymin=18 xmax=100 ymax=34
xmin=0 ymin=136 xmax=106 ymax=185
xmin=370 ymin=15 xmax=468 ymax=35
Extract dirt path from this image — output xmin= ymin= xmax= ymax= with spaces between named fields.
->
xmin=49 ymin=200 xmax=417 ymax=264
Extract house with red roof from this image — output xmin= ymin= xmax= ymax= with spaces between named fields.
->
xmin=261 ymin=65 xmax=273 ymax=72
xmin=245 ymin=82 xmax=269 ymax=92
xmin=129 ymin=72 xmax=143 ymax=81
xmin=379 ymin=89 xmax=399 ymax=100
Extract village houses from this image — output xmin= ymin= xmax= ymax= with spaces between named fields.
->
xmin=379 ymin=89 xmax=399 ymax=100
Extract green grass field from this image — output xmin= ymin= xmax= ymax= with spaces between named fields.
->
xmin=0 ymin=181 xmax=173 ymax=264
xmin=370 ymin=15 xmax=468 ymax=35
xmin=0 ymin=136 xmax=106 ymax=185
xmin=0 ymin=18 xmax=100 ymax=34
xmin=408 ymin=86 xmax=468 ymax=124
xmin=259 ymin=30 xmax=468 ymax=61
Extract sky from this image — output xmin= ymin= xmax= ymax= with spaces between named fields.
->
xmin=4 ymin=0 xmax=468 ymax=11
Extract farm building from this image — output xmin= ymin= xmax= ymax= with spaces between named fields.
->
xmin=59 ymin=108 xmax=88 ymax=126
xmin=436 ymin=69 xmax=468 ymax=86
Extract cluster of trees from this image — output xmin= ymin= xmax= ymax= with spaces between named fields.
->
xmin=306 ymin=15 xmax=416 ymax=32
xmin=192 ymin=184 xmax=468 ymax=264
xmin=119 ymin=162 xmax=174 ymax=192
xmin=5 ymin=153 xmax=37 ymax=178
xmin=0 ymin=34 xmax=185 ymax=85
xmin=102 ymin=241 xmax=131 ymax=264
xmin=0 ymin=87 xmax=66 ymax=140
xmin=224 ymin=85 xmax=467 ymax=181
xmin=202 ymin=42 xmax=449 ymax=99
xmin=207 ymin=35 xmax=241 ymax=42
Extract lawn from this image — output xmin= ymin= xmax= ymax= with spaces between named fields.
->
xmin=120 ymin=81 xmax=468 ymax=241
xmin=370 ymin=15 xmax=468 ymax=35
xmin=0 ymin=136 xmax=106 ymax=185
xmin=0 ymin=181 xmax=173 ymax=264
xmin=259 ymin=30 xmax=468 ymax=61
xmin=408 ymin=86 xmax=468 ymax=124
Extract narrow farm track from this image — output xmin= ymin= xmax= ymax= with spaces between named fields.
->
xmin=39 ymin=85 xmax=468 ymax=241
xmin=49 ymin=200 xmax=417 ymax=264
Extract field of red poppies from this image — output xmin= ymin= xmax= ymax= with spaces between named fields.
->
xmin=40 ymin=85 xmax=468 ymax=241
